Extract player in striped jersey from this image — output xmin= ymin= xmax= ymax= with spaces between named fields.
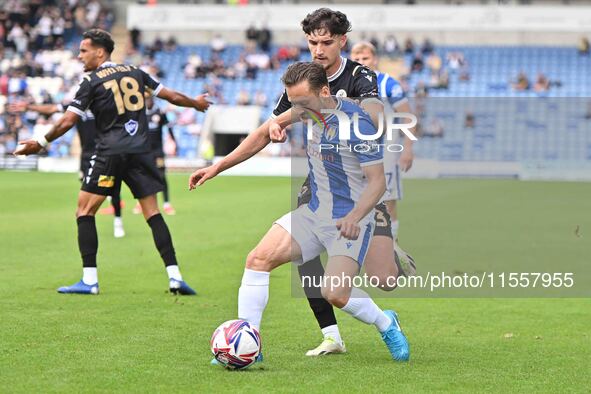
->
xmin=351 ymin=42 xmax=416 ymax=245
xmin=190 ymin=8 xmax=415 ymax=358
xmin=197 ymin=62 xmax=409 ymax=364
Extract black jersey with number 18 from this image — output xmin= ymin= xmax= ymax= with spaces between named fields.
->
xmin=67 ymin=62 xmax=163 ymax=155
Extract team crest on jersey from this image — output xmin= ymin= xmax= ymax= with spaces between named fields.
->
xmin=125 ymin=119 xmax=139 ymax=136
xmin=336 ymin=89 xmax=347 ymax=98
xmin=325 ymin=125 xmax=337 ymax=140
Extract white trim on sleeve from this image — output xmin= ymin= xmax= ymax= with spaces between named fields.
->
xmin=66 ymin=106 xmax=85 ymax=117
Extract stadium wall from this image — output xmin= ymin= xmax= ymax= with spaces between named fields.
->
xmin=127 ymin=4 xmax=591 ymax=46
xmin=8 ymin=157 xmax=589 ymax=183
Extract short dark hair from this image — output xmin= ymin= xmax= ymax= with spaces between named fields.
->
xmin=281 ymin=62 xmax=328 ymax=92
xmin=301 ymin=8 xmax=352 ymax=36
xmin=83 ymin=29 xmax=114 ymax=54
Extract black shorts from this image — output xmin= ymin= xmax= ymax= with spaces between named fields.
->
xmin=81 ymin=152 xmax=164 ymax=199
xmin=154 ymin=153 xmax=166 ymax=177
xmin=297 ymin=176 xmax=393 ymax=238
xmin=79 ymin=153 xmax=93 ymax=182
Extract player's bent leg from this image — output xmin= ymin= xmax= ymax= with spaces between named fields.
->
xmin=364 ymin=235 xmax=399 ymax=291
xmin=59 ymin=191 xmax=107 ymax=295
xmin=296 ymin=177 xmax=344 ymax=355
xmin=322 ymin=255 xmax=410 ymax=361
xmin=239 ymin=223 xmax=298 ymax=328
xmin=139 ymin=194 xmax=196 ymax=295
xmin=298 ymin=257 xmax=346 ymax=356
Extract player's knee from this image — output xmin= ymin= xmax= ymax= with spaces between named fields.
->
xmin=245 ymin=247 xmax=273 ymax=272
xmin=320 ymin=286 xmax=348 ymax=309
xmin=375 ymin=275 xmax=397 ymax=292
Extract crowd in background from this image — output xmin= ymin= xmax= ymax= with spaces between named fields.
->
xmin=0 ymin=0 xmax=114 ymax=156
xmin=1 ymin=3 xmax=590 ymax=158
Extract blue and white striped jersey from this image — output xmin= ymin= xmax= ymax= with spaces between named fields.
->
xmin=376 ymin=71 xmax=406 ymax=107
xmin=304 ymin=98 xmax=383 ymax=220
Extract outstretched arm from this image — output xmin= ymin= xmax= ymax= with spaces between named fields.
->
xmin=14 ymin=110 xmax=79 ymax=156
xmin=156 ymin=87 xmax=211 ymax=112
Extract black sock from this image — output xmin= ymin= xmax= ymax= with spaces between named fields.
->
xmin=298 ymin=256 xmax=338 ymax=329
xmin=111 ymin=193 xmax=122 ymax=217
xmin=77 ymin=215 xmax=98 ymax=268
xmin=147 ymin=213 xmax=177 ymax=267
xmin=162 ymin=177 xmax=170 ymax=203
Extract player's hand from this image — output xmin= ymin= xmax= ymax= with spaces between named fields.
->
xmin=189 ymin=165 xmax=219 ymax=190
xmin=194 ymin=94 xmax=213 ymax=112
xmin=336 ymin=215 xmax=360 ymax=240
xmin=399 ymin=147 xmax=414 ymax=172
xmin=13 ymin=139 xmax=43 ymax=156
xmin=8 ymin=101 xmax=28 ymax=113
xmin=269 ymin=120 xmax=287 ymax=143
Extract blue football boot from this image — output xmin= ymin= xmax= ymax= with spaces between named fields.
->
xmin=57 ymin=280 xmax=99 ymax=295
xmin=381 ymin=310 xmax=410 ymax=361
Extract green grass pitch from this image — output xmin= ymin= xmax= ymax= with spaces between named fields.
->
xmin=0 ymin=171 xmax=589 ymax=392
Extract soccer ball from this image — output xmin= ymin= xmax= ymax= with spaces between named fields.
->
xmin=210 ymin=319 xmax=261 ymax=369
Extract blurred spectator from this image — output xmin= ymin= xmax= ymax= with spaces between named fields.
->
xmin=429 ymin=70 xmax=449 ymax=90
xmin=411 ymin=53 xmax=424 ymax=72
xmin=383 ymin=34 xmax=399 ymax=57
xmin=512 ymin=72 xmax=530 ymax=91
xmin=404 ymin=38 xmax=415 ymax=54
xmin=130 ymin=27 xmax=141 ymax=51
xmin=424 ymin=118 xmax=444 ymax=138
xmin=236 ymin=90 xmax=251 ymax=106
xmin=245 ymin=24 xmax=258 ymax=44
xmin=164 ymin=36 xmax=177 ymax=52
xmin=415 ymin=81 xmax=429 ymax=98
xmin=459 ymin=61 xmax=471 ymax=82
xmin=276 ymin=45 xmax=300 ymax=62
xmin=258 ymin=24 xmax=272 ymax=53
xmin=578 ymin=37 xmax=589 ymax=56
xmin=421 ymin=38 xmax=434 ymax=54
xmin=446 ymin=51 xmax=465 ymax=71
xmin=426 ymin=51 xmax=442 ymax=73
xmin=211 ymin=34 xmax=226 ymax=54
xmin=464 ymin=112 xmax=475 ymax=129
xmin=533 ymin=73 xmax=550 ymax=93
xmin=254 ymin=91 xmax=267 ymax=107
xmin=184 ymin=53 xmax=203 ymax=79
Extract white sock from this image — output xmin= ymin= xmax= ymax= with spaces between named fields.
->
xmin=321 ymin=324 xmax=343 ymax=345
xmin=340 ymin=288 xmax=392 ymax=332
xmin=391 ymin=220 xmax=400 ymax=240
xmin=238 ymin=268 xmax=270 ymax=330
xmin=82 ymin=267 xmax=98 ymax=285
xmin=114 ymin=216 xmax=123 ymax=226
xmin=166 ymin=265 xmax=183 ymax=281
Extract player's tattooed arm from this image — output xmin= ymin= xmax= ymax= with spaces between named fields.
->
xmin=189 ymin=119 xmax=273 ymax=189
xmin=336 ymin=163 xmax=386 ymax=240
xmin=14 ymin=111 xmax=79 ymax=156
xmin=156 ymin=87 xmax=212 ymax=112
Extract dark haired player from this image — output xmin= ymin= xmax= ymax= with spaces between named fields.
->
xmin=133 ymin=94 xmax=177 ymax=216
xmin=10 ymin=101 xmax=126 ymax=238
xmin=190 ymin=8 xmax=415 ymax=357
xmin=16 ymin=29 xmax=210 ymax=295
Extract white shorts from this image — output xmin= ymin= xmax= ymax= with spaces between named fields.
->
xmin=274 ymin=206 xmax=375 ymax=267
xmin=384 ymin=164 xmax=403 ymax=201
